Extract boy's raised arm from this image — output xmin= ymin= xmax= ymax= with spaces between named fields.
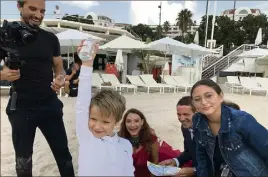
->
xmin=76 ymin=65 xmax=93 ymax=140
xmin=75 ymin=40 xmax=98 ymax=141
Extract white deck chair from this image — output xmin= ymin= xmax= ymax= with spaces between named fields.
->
xmin=160 ymin=75 xmax=180 ymax=91
xmin=172 ymin=76 xmax=193 ymax=93
xmin=101 ymin=74 xmax=137 ymax=94
xmin=92 ymin=73 xmax=115 ymax=91
xmin=240 ymin=77 xmax=268 ymax=96
xmin=126 ymin=75 xmax=162 ymax=94
xmin=140 ymin=74 xmax=176 ymax=93
xmin=226 ymin=76 xmax=243 ymax=93
xmin=59 ymin=73 xmax=114 ymax=97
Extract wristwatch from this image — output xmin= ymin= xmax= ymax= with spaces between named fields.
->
xmin=193 ymin=167 xmax=197 ymax=173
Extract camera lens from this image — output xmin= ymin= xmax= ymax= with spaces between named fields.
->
xmin=20 ymin=30 xmax=35 ymax=44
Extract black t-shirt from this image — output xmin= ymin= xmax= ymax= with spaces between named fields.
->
xmin=214 ymin=136 xmax=225 ymax=177
xmin=3 ymin=29 xmax=61 ymax=101
xmin=66 ymin=68 xmax=80 ymax=84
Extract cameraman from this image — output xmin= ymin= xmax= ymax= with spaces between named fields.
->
xmin=0 ymin=0 xmax=74 ymax=176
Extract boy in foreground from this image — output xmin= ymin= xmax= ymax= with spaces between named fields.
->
xmin=75 ymin=41 xmax=134 ymax=176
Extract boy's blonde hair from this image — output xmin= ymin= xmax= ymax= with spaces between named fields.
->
xmin=90 ymin=89 xmax=126 ymax=122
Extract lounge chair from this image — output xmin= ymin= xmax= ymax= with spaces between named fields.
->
xmin=172 ymin=76 xmax=193 ymax=93
xmin=239 ymin=77 xmax=268 ymax=96
xmin=126 ymin=75 xmax=162 ymax=94
xmin=226 ymin=76 xmax=243 ymax=93
xmin=160 ymin=75 xmax=181 ymax=92
xmin=139 ymin=74 xmax=176 ymax=93
xmin=101 ymin=74 xmax=137 ymax=94
xmin=92 ymin=73 xmax=116 ymax=91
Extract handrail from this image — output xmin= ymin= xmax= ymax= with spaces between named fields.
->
xmin=202 ymin=44 xmax=247 ymax=72
xmin=202 ymin=45 xmax=224 ymax=58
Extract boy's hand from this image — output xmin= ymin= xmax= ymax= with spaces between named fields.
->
xmin=77 ymin=40 xmax=99 ymax=67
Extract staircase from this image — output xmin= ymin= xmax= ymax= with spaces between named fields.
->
xmin=202 ymin=45 xmax=224 ymax=69
xmin=201 ymin=44 xmax=258 ymax=79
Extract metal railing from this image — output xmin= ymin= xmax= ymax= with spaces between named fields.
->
xmin=202 ymin=45 xmax=224 ymax=69
xmin=201 ymin=44 xmax=258 ymax=79
xmin=1 ymin=13 xmax=143 ymax=40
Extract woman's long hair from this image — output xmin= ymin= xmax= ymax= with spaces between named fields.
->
xmin=118 ymin=108 xmax=155 ymax=152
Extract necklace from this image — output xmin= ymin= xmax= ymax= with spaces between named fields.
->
xmin=129 ymin=136 xmax=140 ymax=148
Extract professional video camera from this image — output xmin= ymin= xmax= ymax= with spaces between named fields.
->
xmin=0 ymin=20 xmax=38 ymax=110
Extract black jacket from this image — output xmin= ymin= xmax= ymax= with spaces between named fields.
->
xmin=176 ymin=126 xmax=196 ymax=168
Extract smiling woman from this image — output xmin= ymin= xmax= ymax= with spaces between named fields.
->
xmin=191 ymin=79 xmax=268 ymax=177
xmin=118 ymin=108 xmax=159 ymax=177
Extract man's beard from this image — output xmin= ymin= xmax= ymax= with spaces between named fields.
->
xmin=21 ymin=14 xmax=42 ymax=28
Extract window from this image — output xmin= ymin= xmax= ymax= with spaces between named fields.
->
xmin=86 ymin=15 xmax=93 ymax=20
xmin=239 ymin=10 xmax=248 ymax=14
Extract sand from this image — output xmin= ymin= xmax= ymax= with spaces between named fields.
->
xmin=1 ymin=92 xmax=268 ymax=176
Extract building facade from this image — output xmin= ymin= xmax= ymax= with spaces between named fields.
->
xmin=148 ymin=25 xmax=198 ymax=38
xmin=221 ymin=7 xmax=261 ymax=21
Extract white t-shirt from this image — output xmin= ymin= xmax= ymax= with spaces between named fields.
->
xmin=54 ymin=9 xmax=61 ymax=19
xmin=76 ymin=66 xmax=134 ymax=176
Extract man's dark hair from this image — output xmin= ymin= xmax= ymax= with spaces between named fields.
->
xmin=177 ymin=96 xmax=196 ymax=112
xmin=17 ymin=0 xmax=25 ymax=7
xmin=17 ymin=0 xmax=45 ymax=7
xmin=223 ymin=100 xmax=240 ymax=110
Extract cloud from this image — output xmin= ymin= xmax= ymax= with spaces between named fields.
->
xmin=129 ymin=1 xmax=198 ymax=25
xmin=256 ymin=3 xmax=268 ymax=15
xmin=60 ymin=1 xmax=99 ymax=10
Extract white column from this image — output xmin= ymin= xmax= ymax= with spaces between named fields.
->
xmin=122 ymin=54 xmax=128 ymax=84
xmin=210 ymin=0 xmax=217 ymax=49
xmin=204 ymin=1 xmax=210 ymax=47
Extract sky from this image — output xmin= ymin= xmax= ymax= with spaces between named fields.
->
xmin=1 ymin=1 xmax=268 ymax=25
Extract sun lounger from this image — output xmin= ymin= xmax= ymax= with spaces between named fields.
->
xmin=101 ymin=74 xmax=137 ymax=94
xmin=92 ymin=73 xmax=115 ymax=91
xmin=126 ymin=75 xmax=162 ymax=94
xmin=172 ymin=76 xmax=193 ymax=93
xmin=139 ymin=74 xmax=176 ymax=93
xmin=226 ymin=76 xmax=243 ymax=93
xmin=240 ymin=77 xmax=268 ymax=96
xmin=160 ymin=75 xmax=181 ymax=92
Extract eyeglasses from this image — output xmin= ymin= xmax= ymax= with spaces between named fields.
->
xmin=192 ymin=93 xmax=215 ymax=105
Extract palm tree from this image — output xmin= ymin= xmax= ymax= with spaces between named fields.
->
xmin=163 ymin=21 xmax=170 ymax=36
xmin=176 ymin=9 xmax=193 ymax=42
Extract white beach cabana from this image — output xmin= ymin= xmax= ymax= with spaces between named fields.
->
xmin=99 ymin=35 xmax=147 ymax=83
xmin=145 ymin=38 xmax=216 ymax=83
xmin=99 ymin=35 xmax=147 ymax=51
xmin=187 ymin=43 xmax=217 ymax=82
xmin=144 ymin=37 xmax=190 ymax=56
